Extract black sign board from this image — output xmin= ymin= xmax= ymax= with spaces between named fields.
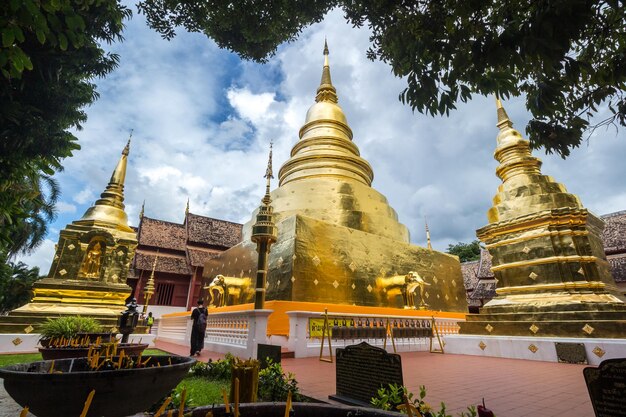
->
xmin=555 ymin=342 xmax=588 ymax=364
xmin=584 ymin=358 xmax=626 ymax=417
xmin=257 ymin=344 xmax=281 ymax=369
xmin=330 ymin=342 xmax=403 ymax=406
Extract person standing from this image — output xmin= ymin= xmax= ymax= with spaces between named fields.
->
xmin=190 ymin=299 xmax=207 ymax=356
xmin=146 ymin=312 xmax=154 ymax=333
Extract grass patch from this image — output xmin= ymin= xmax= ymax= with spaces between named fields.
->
xmin=175 ymin=377 xmax=229 ymax=407
xmin=0 ymin=353 xmax=42 ymax=367
xmin=143 ymin=349 xmax=169 ymax=355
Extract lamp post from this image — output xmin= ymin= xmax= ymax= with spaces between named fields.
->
xmin=142 ymin=251 xmax=158 ymax=316
xmin=251 ymin=142 xmax=277 ymax=309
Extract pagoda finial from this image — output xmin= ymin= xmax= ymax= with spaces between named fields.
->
xmin=139 ymin=200 xmax=145 ymax=219
xmin=262 ymin=141 xmax=274 ymax=206
xmin=425 ymin=219 xmax=433 ymax=250
xmin=185 ymin=198 xmax=190 ymax=216
xmin=495 ymin=95 xmax=513 ymax=130
xmin=316 ymin=39 xmax=338 ymax=103
xmin=78 ymin=138 xmax=131 ymax=227
xmin=123 ymin=129 xmax=132 ymax=156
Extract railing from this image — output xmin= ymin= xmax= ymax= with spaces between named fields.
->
xmin=286 ymin=311 xmax=464 ymax=358
xmin=156 ymin=310 xmax=272 ymax=358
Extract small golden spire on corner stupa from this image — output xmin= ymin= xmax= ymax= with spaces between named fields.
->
xmin=262 ymin=141 xmax=274 ymax=206
xmin=495 ymin=96 xmax=513 ymax=130
xmin=316 ymin=39 xmax=338 ymax=103
xmin=425 ymin=220 xmax=433 ymax=250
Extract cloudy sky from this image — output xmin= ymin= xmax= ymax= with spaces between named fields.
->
xmin=17 ymin=6 xmax=626 ymax=272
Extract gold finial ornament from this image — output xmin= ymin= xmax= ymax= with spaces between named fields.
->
xmin=139 ymin=200 xmax=145 ymax=220
xmin=251 ymin=142 xmax=278 ymax=309
xmin=425 ymin=220 xmax=433 ymax=250
xmin=458 ymin=98 xmax=626 ymax=338
xmin=143 ymin=251 xmax=158 ymax=315
xmin=77 ymin=140 xmax=133 ymax=230
xmin=185 ymin=198 xmax=190 ymax=216
xmin=316 ymin=39 xmax=338 ymax=104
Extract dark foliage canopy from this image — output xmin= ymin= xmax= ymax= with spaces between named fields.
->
xmin=0 ymin=252 xmax=42 ymax=314
xmin=138 ymin=0 xmax=626 ymax=157
xmin=446 ymin=240 xmax=482 ymax=262
xmin=0 ymin=0 xmax=130 ymax=256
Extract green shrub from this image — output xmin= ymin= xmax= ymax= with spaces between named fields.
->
xmin=371 ymin=384 xmax=480 ymax=417
xmin=257 ymin=360 xmax=302 ymax=402
xmin=39 ymin=316 xmax=103 ymax=339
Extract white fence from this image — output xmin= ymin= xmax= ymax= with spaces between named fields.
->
xmin=157 ymin=310 xmax=272 ymax=358
xmin=157 ymin=309 xmax=463 ymax=359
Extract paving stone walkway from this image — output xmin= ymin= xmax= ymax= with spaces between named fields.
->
xmin=155 ymin=340 xmax=594 ymax=417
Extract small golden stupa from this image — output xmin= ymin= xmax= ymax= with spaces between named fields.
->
xmin=5 ymin=140 xmax=138 ymax=330
xmin=203 ymin=43 xmax=467 ymax=333
xmin=459 ymin=99 xmax=626 ymax=337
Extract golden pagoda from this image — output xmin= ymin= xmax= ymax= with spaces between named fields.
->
xmin=4 ymin=140 xmax=138 ymax=330
xmin=459 ymin=99 xmax=626 ymax=338
xmin=203 ymin=43 xmax=467 ymax=333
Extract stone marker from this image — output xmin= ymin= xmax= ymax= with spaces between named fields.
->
xmin=330 ymin=342 xmax=403 ymax=406
xmin=257 ymin=344 xmax=281 ymax=369
xmin=584 ymin=358 xmax=626 ymax=417
xmin=555 ymin=342 xmax=588 ymax=364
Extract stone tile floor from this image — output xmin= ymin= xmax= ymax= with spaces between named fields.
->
xmin=0 ymin=341 xmax=595 ymax=417
xmin=155 ymin=341 xmax=594 ymax=417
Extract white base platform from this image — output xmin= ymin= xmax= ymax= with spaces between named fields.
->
xmin=443 ymin=334 xmax=626 ymax=365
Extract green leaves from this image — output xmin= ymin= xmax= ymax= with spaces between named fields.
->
xmin=137 ymin=0 xmax=626 ymax=157
xmin=0 ymin=0 xmax=130 ymax=256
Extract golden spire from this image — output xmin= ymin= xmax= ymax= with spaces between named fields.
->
xmin=316 ymin=39 xmax=338 ymax=103
xmin=78 ymin=137 xmax=132 ymax=229
xmin=425 ymin=220 xmax=432 ymax=250
xmin=185 ymin=198 xmax=190 ymax=216
xmin=495 ymin=96 xmax=513 ymax=130
xmin=262 ymin=141 xmax=274 ymax=206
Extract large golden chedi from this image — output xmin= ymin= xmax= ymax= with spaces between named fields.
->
xmin=459 ymin=100 xmax=626 ymax=337
xmin=204 ymin=44 xmax=467 ymax=313
xmin=5 ymin=141 xmax=138 ymax=330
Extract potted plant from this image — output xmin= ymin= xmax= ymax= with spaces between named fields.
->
xmin=39 ymin=316 xmax=111 ymax=347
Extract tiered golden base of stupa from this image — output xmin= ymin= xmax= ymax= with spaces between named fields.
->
xmin=0 ymin=141 xmax=137 ymax=333
xmin=205 ymin=214 xmax=468 ymax=311
xmin=458 ymin=100 xmax=626 ymax=338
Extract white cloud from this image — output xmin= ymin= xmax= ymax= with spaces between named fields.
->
xmin=20 ymin=7 xmax=626 ymax=268
xmin=73 ymin=187 xmax=95 ymax=205
xmin=14 ymin=239 xmax=56 ymax=274
xmin=56 ymin=201 xmax=76 ymax=214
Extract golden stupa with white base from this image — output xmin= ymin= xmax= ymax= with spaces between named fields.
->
xmin=459 ymin=100 xmax=626 ymax=338
xmin=2 ymin=141 xmax=138 ymax=331
xmin=203 ymin=44 xmax=467 ymax=334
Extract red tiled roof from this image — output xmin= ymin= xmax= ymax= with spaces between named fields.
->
xmin=134 ymin=251 xmax=191 ymax=275
xmin=608 ymin=254 xmax=626 ymax=283
xmin=601 ymin=211 xmax=626 ymax=254
xmin=186 ymin=213 xmax=242 ymax=248
xmin=138 ymin=217 xmax=186 ymax=251
xmin=188 ymin=248 xmax=221 ymax=267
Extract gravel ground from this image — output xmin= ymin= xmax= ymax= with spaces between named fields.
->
xmin=0 ymin=384 xmax=34 ymax=417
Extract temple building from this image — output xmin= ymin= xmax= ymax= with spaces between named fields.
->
xmin=1 ymin=141 xmax=137 ymax=331
xmin=130 ymin=204 xmax=242 ymax=316
xmin=202 ymin=43 xmax=467 ymax=335
xmin=462 ymin=211 xmax=626 ymax=312
xmin=458 ymin=100 xmax=626 ymax=338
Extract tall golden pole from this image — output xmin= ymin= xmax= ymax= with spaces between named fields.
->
xmin=142 ymin=250 xmax=158 ymax=315
xmin=251 ymin=142 xmax=278 ymax=309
